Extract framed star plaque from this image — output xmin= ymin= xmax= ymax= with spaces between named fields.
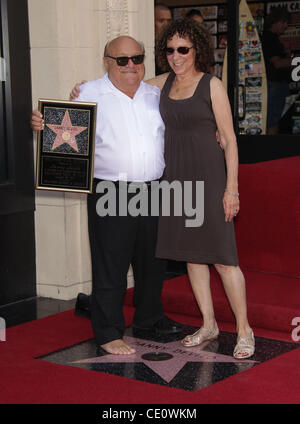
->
xmin=36 ymin=99 xmax=97 ymax=193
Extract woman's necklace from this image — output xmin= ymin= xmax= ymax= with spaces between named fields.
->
xmin=174 ymin=77 xmax=182 ymax=93
xmin=173 ymin=75 xmax=193 ymax=93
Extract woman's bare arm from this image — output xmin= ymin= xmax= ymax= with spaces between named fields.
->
xmin=145 ymin=72 xmax=170 ymax=90
xmin=210 ymin=76 xmax=240 ymax=222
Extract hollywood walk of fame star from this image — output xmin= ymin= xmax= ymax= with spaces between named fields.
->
xmin=72 ymin=336 xmax=258 ymax=383
xmin=46 ymin=110 xmax=86 ymax=153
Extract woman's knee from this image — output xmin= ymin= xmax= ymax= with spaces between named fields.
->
xmin=187 ymin=262 xmax=208 ymax=271
xmin=214 ymin=263 xmax=238 ymax=276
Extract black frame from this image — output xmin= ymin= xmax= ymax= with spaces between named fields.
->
xmin=36 ymin=99 xmax=97 ymax=194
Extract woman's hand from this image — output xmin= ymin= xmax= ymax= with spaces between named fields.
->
xmin=30 ymin=110 xmax=44 ymax=132
xmin=216 ymin=130 xmax=225 ymax=149
xmin=69 ymin=80 xmax=86 ymax=100
xmin=210 ymin=76 xmax=240 ymax=223
xmin=223 ymin=190 xmax=240 ymax=222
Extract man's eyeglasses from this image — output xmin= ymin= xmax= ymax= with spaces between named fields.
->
xmin=165 ymin=46 xmax=194 ymax=56
xmin=105 ymin=55 xmax=145 ymax=66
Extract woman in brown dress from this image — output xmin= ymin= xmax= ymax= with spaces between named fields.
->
xmin=147 ymin=18 xmax=254 ymax=359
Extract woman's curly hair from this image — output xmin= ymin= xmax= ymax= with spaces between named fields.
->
xmin=156 ymin=18 xmax=212 ymax=73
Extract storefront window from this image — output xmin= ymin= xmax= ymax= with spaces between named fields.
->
xmin=169 ymin=0 xmax=300 ymax=137
xmin=247 ymin=1 xmax=300 ymax=136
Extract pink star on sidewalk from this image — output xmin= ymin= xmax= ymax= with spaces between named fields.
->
xmin=47 ymin=110 xmax=86 ymax=152
xmin=72 ymin=336 xmax=257 ymax=383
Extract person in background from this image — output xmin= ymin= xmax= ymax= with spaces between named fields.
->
xmin=185 ymin=8 xmax=204 ymax=25
xmin=155 ymin=3 xmax=172 ymax=40
xmin=186 ymin=8 xmax=215 ymax=75
xmin=155 ymin=3 xmax=172 ymax=75
xmin=262 ymin=7 xmax=293 ymax=134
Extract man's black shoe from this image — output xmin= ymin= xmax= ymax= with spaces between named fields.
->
xmin=74 ymin=293 xmax=91 ymax=318
xmin=132 ymin=315 xmax=182 ymax=335
xmin=96 ymin=346 xmax=106 ymax=356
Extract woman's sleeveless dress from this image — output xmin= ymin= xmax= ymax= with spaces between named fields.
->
xmin=156 ymin=72 xmax=238 ymax=265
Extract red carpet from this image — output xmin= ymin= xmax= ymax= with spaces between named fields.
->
xmin=1 ymin=281 xmax=300 ymax=404
xmin=1 ymin=158 xmax=299 ymax=404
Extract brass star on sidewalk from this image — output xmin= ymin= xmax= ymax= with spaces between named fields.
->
xmin=47 ymin=110 xmax=86 ymax=152
xmin=72 ymin=336 xmax=257 ymax=383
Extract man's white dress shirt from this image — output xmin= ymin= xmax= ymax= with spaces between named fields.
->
xmin=76 ymin=73 xmax=165 ymax=182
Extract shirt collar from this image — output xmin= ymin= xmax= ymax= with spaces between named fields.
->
xmin=104 ymin=73 xmax=145 ymax=100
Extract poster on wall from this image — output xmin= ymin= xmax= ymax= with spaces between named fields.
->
xmin=289 ymin=10 xmax=300 ymax=23
xmin=248 ymin=2 xmax=265 ymax=16
xmin=248 ymin=2 xmax=265 ymax=34
xmin=280 ymin=25 xmax=300 ymax=50
xmin=199 ymin=6 xmax=218 ymax=20
xmin=218 ymin=5 xmax=227 ymax=19
xmin=218 ymin=21 xmax=228 ymax=33
xmin=222 ymin=0 xmax=267 ymax=135
xmin=203 ymin=21 xmax=217 ymax=34
xmin=218 ymin=34 xmax=227 ymax=48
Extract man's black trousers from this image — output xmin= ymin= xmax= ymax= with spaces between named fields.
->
xmin=87 ymin=180 xmax=166 ymax=347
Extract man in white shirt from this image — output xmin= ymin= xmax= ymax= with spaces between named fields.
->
xmin=31 ymin=36 xmax=181 ymax=355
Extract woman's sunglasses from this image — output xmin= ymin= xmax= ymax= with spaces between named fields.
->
xmin=165 ymin=46 xmax=194 ymax=56
xmin=105 ymin=55 xmax=145 ymax=66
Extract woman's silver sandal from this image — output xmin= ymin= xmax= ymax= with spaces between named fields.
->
xmin=233 ymin=330 xmax=255 ymax=359
xmin=181 ymin=323 xmax=219 ymax=347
